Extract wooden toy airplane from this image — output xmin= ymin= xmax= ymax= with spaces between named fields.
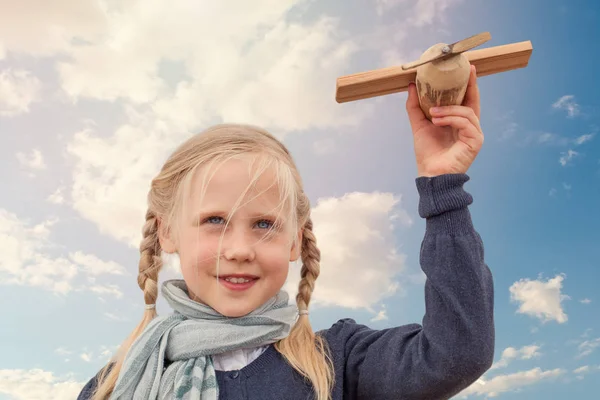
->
xmin=335 ymin=32 xmax=533 ymax=119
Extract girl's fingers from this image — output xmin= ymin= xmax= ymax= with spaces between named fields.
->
xmin=429 ymin=105 xmax=482 ymax=133
xmin=431 ymin=115 xmax=483 ymax=143
xmin=406 ymin=82 xmax=429 ymax=132
xmin=463 ymin=65 xmax=481 ymax=119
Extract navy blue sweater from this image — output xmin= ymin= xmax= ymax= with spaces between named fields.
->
xmin=77 ymin=173 xmax=494 ymax=399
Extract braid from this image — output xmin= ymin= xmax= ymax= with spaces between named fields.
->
xmin=274 ymin=215 xmax=334 ymax=400
xmin=296 ymin=217 xmax=320 ymax=313
xmin=138 ymin=209 xmax=163 ymax=306
xmin=91 ymin=209 xmax=165 ymax=399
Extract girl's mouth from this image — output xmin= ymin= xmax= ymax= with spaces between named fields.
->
xmin=218 ymin=275 xmax=259 ymax=291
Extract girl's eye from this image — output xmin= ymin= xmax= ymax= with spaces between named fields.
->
xmin=206 ymin=216 xmax=224 ymax=225
xmin=255 ymin=219 xmax=273 ymax=230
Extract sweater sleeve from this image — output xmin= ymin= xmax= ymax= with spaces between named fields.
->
xmin=322 ymin=173 xmax=494 ymax=400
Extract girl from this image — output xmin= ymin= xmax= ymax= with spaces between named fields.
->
xmin=78 ymin=65 xmax=494 ymax=400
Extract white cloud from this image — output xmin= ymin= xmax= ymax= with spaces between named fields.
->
xmin=490 ymin=344 xmax=542 ymax=370
xmin=0 ymin=0 xmax=106 ymax=59
xmin=573 ymin=365 xmax=590 ymax=374
xmin=575 ymin=133 xmax=594 ymax=145
xmin=572 ymin=365 xmax=600 ymax=380
xmin=559 ymin=149 xmax=578 ymax=166
xmin=54 ymin=1 xmax=369 ymax=130
xmin=104 ymin=312 xmax=129 ymax=322
xmin=538 ymin=132 xmax=556 ymax=144
xmin=577 ymin=337 xmax=600 ymax=359
xmin=0 ymin=368 xmax=85 ymax=400
xmin=537 ymin=132 xmax=570 ymax=146
xmin=0 ymin=208 xmax=126 ymax=296
xmin=549 ymin=183 xmax=572 ymax=197
xmin=494 ymin=111 xmax=518 ymax=141
xmin=552 ymin=95 xmax=580 ymax=117
xmin=66 ymin=121 xmax=179 ymax=247
xmin=0 ymin=210 xmax=77 ymax=294
xmin=0 ymin=69 xmax=42 ymax=116
xmin=88 ymin=283 xmax=124 ymax=299
xmin=370 ymin=304 xmax=389 ymax=322
xmin=500 ymin=122 xmax=518 ymax=141
xmin=580 ymin=298 xmax=591 ymax=304
xmin=47 ymin=187 xmax=66 ymax=205
xmin=457 ymin=367 xmax=566 ymax=398
xmin=54 ymin=347 xmax=72 ymax=357
xmin=70 ymin=251 xmax=127 ymax=276
xmin=284 ymin=191 xmax=412 ymax=311
xmin=509 ymin=274 xmax=569 ymax=324
xmin=16 ymin=149 xmax=47 ymax=171
xmin=55 ymin=345 xmax=117 ymax=364
xmin=581 ymin=328 xmax=593 ymax=338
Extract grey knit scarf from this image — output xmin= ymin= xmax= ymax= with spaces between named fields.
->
xmin=109 ymin=279 xmax=298 ymax=400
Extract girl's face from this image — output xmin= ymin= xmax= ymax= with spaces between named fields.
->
xmin=161 ymin=157 xmax=301 ymax=317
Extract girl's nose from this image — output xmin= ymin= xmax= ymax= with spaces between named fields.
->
xmin=223 ymin=230 xmax=256 ymax=262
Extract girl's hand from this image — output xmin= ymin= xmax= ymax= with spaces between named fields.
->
xmin=405 ymin=65 xmax=484 ymax=177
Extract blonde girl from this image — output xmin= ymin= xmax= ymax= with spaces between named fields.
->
xmin=78 ymin=65 xmax=494 ymax=400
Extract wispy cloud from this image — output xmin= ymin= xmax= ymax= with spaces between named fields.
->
xmin=47 ymin=187 xmax=66 ymax=205
xmin=573 ymin=365 xmax=591 ymax=375
xmin=577 ymin=337 xmax=600 ymax=359
xmin=490 ymin=345 xmax=542 ymax=370
xmin=71 ymin=251 xmax=127 ymax=276
xmin=0 ymin=68 xmax=42 ymax=117
xmin=582 ymin=328 xmax=593 ymax=338
xmin=104 ymin=312 xmax=129 ymax=322
xmin=537 ymin=132 xmax=570 ymax=146
xmin=55 ymin=344 xmax=117 ymax=365
xmin=54 ymin=347 xmax=72 ymax=362
xmin=88 ymin=283 xmax=124 ymax=299
xmin=509 ymin=274 xmax=569 ymax=324
xmin=0 ymin=208 xmax=126 ymax=297
xmin=457 ymin=367 xmax=566 ymax=398
xmin=492 ymin=111 xmax=518 ymax=141
xmin=370 ymin=304 xmax=389 ymax=322
xmin=559 ymin=149 xmax=579 ymax=166
xmin=574 ymin=133 xmax=594 ymax=145
xmin=552 ymin=95 xmax=580 ymax=117
xmin=580 ymin=298 xmax=591 ymax=304
xmin=550 ymin=182 xmax=573 ymax=198
xmin=500 ymin=121 xmax=519 ymax=141
xmin=16 ymin=148 xmax=47 ymax=172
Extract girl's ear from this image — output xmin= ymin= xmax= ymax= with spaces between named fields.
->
xmin=289 ymin=229 xmax=303 ymax=262
xmin=158 ymin=217 xmax=177 ymax=254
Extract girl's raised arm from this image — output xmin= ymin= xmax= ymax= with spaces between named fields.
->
xmin=321 ymin=172 xmax=494 ymax=399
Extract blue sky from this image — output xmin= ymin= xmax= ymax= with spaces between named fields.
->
xmin=1 ymin=0 xmax=598 ymax=399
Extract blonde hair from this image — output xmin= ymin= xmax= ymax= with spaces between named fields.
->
xmin=91 ymin=124 xmax=334 ymax=400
